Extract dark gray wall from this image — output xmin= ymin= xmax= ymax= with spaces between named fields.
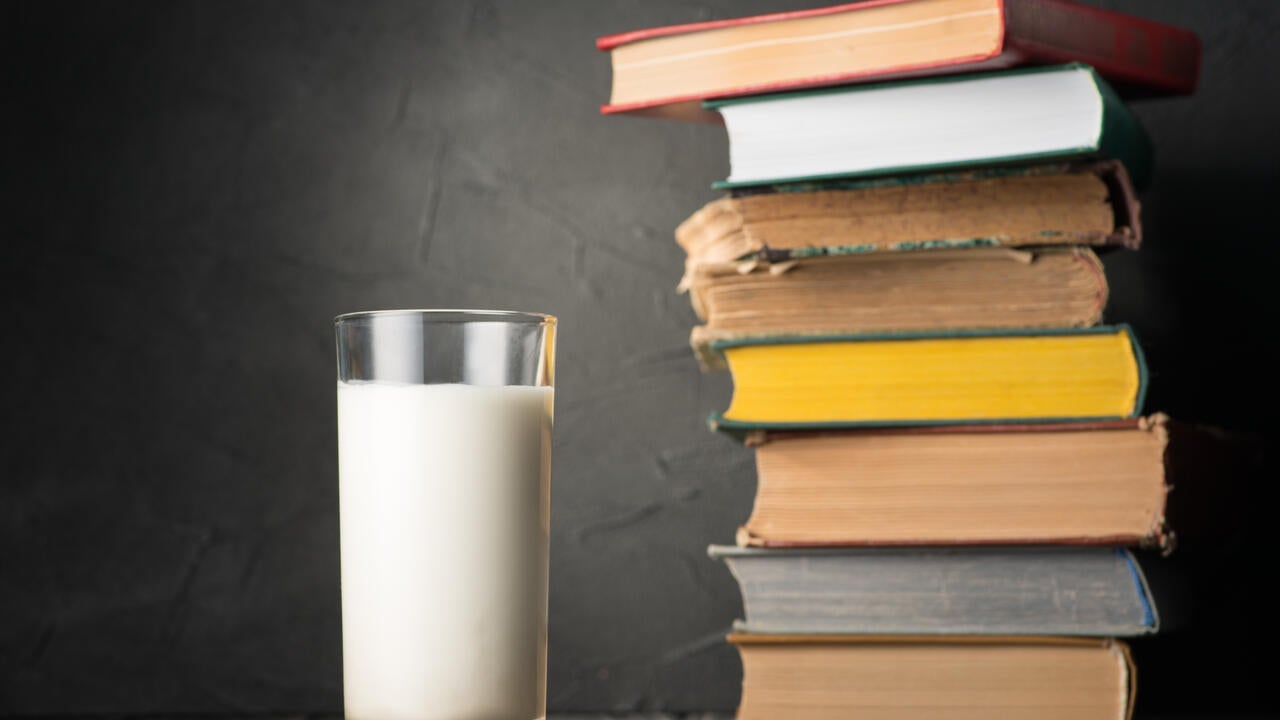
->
xmin=2 ymin=1 xmax=1277 ymax=716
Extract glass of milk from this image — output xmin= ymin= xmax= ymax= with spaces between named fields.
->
xmin=334 ymin=309 xmax=555 ymax=720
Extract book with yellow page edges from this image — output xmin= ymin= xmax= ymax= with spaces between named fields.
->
xmin=708 ymin=324 xmax=1147 ymax=438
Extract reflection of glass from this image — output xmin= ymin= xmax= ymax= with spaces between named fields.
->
xmin=334 ymin=309 xmax=555 ymax=720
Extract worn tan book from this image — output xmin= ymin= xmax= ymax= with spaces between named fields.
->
xmin=674 ymin=160 xmax=1139 ymax=271
xmin=734 ymin=414 xmax=1232 ymax=552
xmin=685 ymin=245 xmax=1108 ymax=371
xmin=730 ymin=633 xmax=1136 ymax=720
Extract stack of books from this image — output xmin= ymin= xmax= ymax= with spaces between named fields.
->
xmin=599 ymin=1 xmax=1222 ymax=717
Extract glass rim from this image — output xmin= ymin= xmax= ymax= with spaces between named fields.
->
xmin=333 ymin=308 xmax=556 ymax=326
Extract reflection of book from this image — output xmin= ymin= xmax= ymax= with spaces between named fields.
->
xmin=734 ymin=416 xmax=1184 ymax=549
xmin=684 ymin=246 xmax=1110 ymax=371
xmin=708 ymin=63 xmax=1153 ymax=189
xmin=730 ymin=633 xmax=1136 ymax=720
xmin=710 ymin=325 xmax=1146 ymax=434
xmin=709 ymin=545 xmax=1159 ymax=636
xmin=675 ymin=160 xmax=1140 ymax=269
xmin=597 ymin=0 xmax=1202 ymax=123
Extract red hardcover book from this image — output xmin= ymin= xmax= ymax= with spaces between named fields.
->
xmin=597 ymin=0 xmax=1201 ymax=122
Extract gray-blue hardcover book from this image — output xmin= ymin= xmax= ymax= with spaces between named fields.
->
xmin=708 ymin=544 xmax=1159 ymax=636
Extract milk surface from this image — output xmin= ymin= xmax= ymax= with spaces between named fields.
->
xmin=337 ymin=382 xmax=553 ymax=720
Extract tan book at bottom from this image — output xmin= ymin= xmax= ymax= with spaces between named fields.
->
xmin=730 ymin=633 xmax=1135 ymax=720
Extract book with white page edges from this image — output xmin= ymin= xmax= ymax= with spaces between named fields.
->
xmin=707 ymin=62 xmax=1152 ymax=190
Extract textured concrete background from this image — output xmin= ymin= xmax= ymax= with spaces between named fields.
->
xmin=2 ymin=0 xmax=1278 ymax=716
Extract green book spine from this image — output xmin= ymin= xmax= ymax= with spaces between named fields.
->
xmin=1092 ymin=66 xmax=1155 ymax=189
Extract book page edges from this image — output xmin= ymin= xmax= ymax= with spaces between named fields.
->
xmin=727 ymin=627 xmax=1138 ymax=708
xmin=713 ymin=326 xmax=1145 ymax=419
xmin=601 ymin=49 xmax=1009 ymax=122
xmin=677 ymin=158 xmax=1139 ymax=283
xmin=736 ymin=529 xmax=1167 ymax=550
xmin=595 ymin=0 xmax=935 ymax=51
xmin=736 ymin=413 xmax=1173 ymax=552
xmin=725 ymin=633 xmax=1137 ymax=716
xmin=1115 ymin=638 xmax=1138 ymax=720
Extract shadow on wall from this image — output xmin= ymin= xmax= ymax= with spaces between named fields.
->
xmin=1107 ymin=171 xmax=1279 ymax=715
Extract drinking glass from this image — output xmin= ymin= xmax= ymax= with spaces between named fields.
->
xmin=334 ymin=309 xmax=555 ymax=720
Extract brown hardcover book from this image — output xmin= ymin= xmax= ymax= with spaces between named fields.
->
xmin=736 ymin=413 xmax=1243 ymax=552
xmin=684 ymin=245 xmax=1108 ymax=371
xmin=730 ymin=633 xmax=1136 ymax=720
xmin=674 ymin=160 xmax=1140 ymax=271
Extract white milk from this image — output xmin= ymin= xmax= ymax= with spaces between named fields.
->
xmin=337 ymin=382 xmax=553 ymax=720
